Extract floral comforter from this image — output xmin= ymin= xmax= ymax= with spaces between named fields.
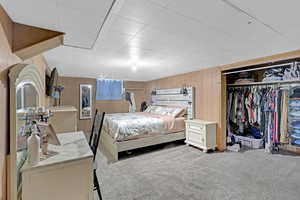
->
xmin=103 ymin=112 xmax=184 ymax=141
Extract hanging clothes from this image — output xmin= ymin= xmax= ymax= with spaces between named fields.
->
xmin=280 ymin=90 xmax=288 ymax=143
xmin=227 ymin=85 xmax=285 ymax=148
xmin=129 ymin=92 xmax=136 ymax=113
xmin=288 ymin=86 xmax=300 ymax=147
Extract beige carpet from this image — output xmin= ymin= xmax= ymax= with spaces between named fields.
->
xmin=95 ymin=143 xmax=300 ymax=200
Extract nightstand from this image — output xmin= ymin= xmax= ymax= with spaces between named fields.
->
xmin=185 ymin=119 xmax=217 ymax=152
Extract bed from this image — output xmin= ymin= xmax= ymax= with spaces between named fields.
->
xmin=100 ymin=87 xmax=194 ymax=161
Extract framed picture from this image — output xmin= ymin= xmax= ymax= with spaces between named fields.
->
xmin=80 ymin=84 xmax=92 ymax=119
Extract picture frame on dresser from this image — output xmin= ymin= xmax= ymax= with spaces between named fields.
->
xmin=79 ymin=84 xmax=92 ymax=119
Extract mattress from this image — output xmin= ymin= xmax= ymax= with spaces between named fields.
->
xmin=103 ymin=112 xmax=185 ymax=142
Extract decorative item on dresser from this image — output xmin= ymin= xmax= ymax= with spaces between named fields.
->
xmin=48 ymin=106 xmax=78 ymax=133
xmin=185 ymin=120 xmax=217 ymax=152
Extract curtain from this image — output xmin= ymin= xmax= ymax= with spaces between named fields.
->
xmin=96 ymin=79 xmax=123 ymax=100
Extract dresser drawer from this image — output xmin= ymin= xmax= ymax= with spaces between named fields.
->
xmin=188 ymin=123 xmax=205 ymax=132
xmin=187 ymin=130 xmax=205 ymax=144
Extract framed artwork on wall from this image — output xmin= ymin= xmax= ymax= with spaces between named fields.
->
xmin=80 ymin=84 xmax=92 ymax=119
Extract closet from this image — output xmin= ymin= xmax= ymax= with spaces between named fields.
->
xmin=223 ymin=58 xmax=300 ymax=154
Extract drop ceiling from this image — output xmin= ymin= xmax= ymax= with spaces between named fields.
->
xmin=2 ymin=0 xmax=300 ymax=81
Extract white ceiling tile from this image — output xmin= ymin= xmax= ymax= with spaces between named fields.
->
xmin=0 ymin=0 xmax=60 ymax=30
xmin=228 ymin=0 xmax=300 ymax=44
xmin=148 ymin=0 xmax=173 ymax=7
xmin=1 ymin=0 xmax=115 ymax=48
xmin=105 ymin=14 xmax=147 ymax=36
xmin=57 ymin=0 xmax=112 ymax=13
xmin=4 ymin=0 xmax=297 ymax=81
xmin=94 ymin=30 xmax=134 ymax=51
xmin=112 ymin=0 xmax=164 ymax=24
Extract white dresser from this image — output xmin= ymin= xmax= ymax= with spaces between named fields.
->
xmin=185 ymin=120 xmax=217 ymax=152
xmin=21 ymin=131 xmax=93 ymax=200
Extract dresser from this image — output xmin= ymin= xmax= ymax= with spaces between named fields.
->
xmin=185 ymin=120 xmax=217 ymax=152
xmin=49 ymin=106 xmax=78 ymax=133
xmin=21 ymin=131 xmax=93 ymax=200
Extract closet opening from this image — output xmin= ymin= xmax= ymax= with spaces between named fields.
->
xmin=223 ymin=58 xmax=300 ymax=154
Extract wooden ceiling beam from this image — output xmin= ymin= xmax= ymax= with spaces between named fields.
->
xmin=12 ymin=23 xmax=64 ymax=60
xmin=0 ymin=4 xmax=64 ymax=60
xmin=220 ymin=49 xmax=300 ymax=71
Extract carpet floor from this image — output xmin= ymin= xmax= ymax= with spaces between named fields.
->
xmin=95 ymin=142 xmax=300 ymax=200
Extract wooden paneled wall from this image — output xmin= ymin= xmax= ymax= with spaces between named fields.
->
xmin=145 ymin=50 xmax=300 ymax=151
xmin=145 ymin=67 xmax=226 ymax=150
xmin=56 ymin=77 xmax=147 ymax=135
xmin=58 ymin=48 xmax=300 ymax=151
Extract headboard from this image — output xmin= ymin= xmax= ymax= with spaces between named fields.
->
xmin=151 ymin=87 xmax=195 ymax=119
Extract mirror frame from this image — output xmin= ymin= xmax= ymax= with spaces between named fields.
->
xmin=8 ymin=63 xmax=45 ymax=200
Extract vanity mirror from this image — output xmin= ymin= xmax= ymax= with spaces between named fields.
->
xmin=9 ymin=64 xmax=90 ymax=200
xmin=16 ymin=81 xmax=39 ymax=111
xmin=9 ymin=63 xmax=45 ymax=200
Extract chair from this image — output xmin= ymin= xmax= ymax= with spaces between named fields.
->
xmin=89 ymin=110 xmax=105 ymax=200
xmin=89 ymin=109 xmax=98 ymax=146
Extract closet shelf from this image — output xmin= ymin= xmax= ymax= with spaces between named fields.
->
xmin=227 ymin=79 xmax=300 ymax=87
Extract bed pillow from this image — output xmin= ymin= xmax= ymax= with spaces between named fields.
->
xmin=144 ymin=105 xmax=153 ymax=113
xmin=144 ymin=105 xmax=165 ymax=115
xmin=147 ymin=106 xmax=186 ymax=117
xmin=144 ymin=105 xmax=160 ymax=114
xmin=151 ymin=106 xmax=165 ymax=115
xmin=166 ymin=106 xmax=186 ymax=117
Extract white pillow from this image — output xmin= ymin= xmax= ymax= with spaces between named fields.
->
xmin=164 ymin=106 xmax=186 ymax=117
xmin=147 ymin=106 xmax=186 ymax=117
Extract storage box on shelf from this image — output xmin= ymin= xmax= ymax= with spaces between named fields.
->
xmin=185 ymin=120 xmax=217 ymax=152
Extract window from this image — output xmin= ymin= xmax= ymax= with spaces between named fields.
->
xmin=96 ymin=79 xmax=123 ymax=100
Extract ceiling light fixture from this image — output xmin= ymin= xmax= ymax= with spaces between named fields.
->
xmin=132 ymin=63 xmax=137 ymax=72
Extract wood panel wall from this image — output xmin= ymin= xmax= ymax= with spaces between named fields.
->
xmin=56 ymin=77 xmax=147 ymax=136
xmin=145 ymin=67 xmax=226 ymax=150
xmin=145 ymin=50 xmax=300 ymax=151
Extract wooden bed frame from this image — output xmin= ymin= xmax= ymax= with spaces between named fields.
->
xmin=100 ymin=87 xmax=194 ymax=161
xmin=100 ymin=129 xmax=186 ymax=161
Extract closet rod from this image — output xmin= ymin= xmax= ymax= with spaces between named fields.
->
xmin=227 ymin=79 xmax=300 ymax=87
xmin=222 ymin=62 xmax=294 ymax=75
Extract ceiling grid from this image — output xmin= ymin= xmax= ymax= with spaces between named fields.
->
xmin=1 ymin=0 xmax=300 ymax=81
